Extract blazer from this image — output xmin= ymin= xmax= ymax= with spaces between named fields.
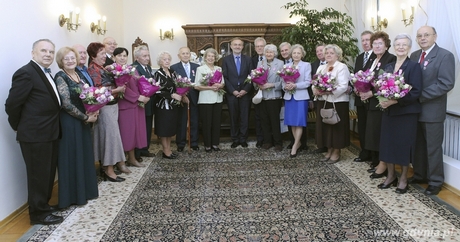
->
xmin=257 ymin=58 xmax=283 ymax=99
xmin=382 ymin=58 xmax=422 ymax=116
xmin=133 ymin=60 xmax=155 ymax=116
xmin=282 ymin=60 xmax=311 ymax=101
xmin=222 ymin=54 xmax=253 ymax=94
xmin=170 ymin=61 xmax=200 ymax=106
xmin=364 ymin=51 xmax=396 ymax=111
xmin=104 ymin=54 xmax=114 ymax=67
xmin=410 ymin=44 xmax=456 ymax=122
xmin=252 ymin=55 xmax=264 ymax=69
xmin=5 ymin=61 xmax=61 ymax=142
xmin=354 ymin=51 xmax=376 ymax=106
xmin=315 ymin=61 xmax=350 ymax=103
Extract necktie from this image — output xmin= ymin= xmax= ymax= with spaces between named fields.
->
xmin=259 ymin=56 xmax=263 ymax=61
xmin=184 ymin=63 xmax=190 ymax=78
xmin=419 ymin=51 xmax=426 ymax=64
xmin=144 ymin=66 xmax=150 ymax=77
xmin=285 ymin=59 xmax=290 ymax=64
xmin=44 ymin=68 xmax=52 ymax=76
xmin=236 ymin=56 xmax=241 ymax=75
xmin=363 ymin=52 xmax=369 ymax=68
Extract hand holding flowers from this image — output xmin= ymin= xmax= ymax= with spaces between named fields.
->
xmin=349 ymin=69 xmax=375 ymax=102
xmin=373 ymin=69 xmax=411 ymax=109
xmin=137 ymin=75 xmax=160 ymax=107
xmin=311 ymin=66 xmax=337 ymax=100
xmin=277 ymin=65 xmax=300 ymax=94
xmin=76 ymin=83 xmax=115 ymax=112
xmin=200 ymin=70 xmax=225 ymax=95
xmin=174 ymin=75 xmax=193 ymax=96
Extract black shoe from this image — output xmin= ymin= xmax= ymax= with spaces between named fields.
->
xmin=424 ymin=185 xmax=441 ymax=195
xmin=177 ymin=147 xmax=184 ymax=152
xmin=367 ymin=168 xmax=376 ymax=173
xmin=378 ymin=178 xmax=398 ymax=189
xmin=395 ymin=185 xmax=409 ymax=194
xmin=205 ymin=147 xmax=212 ymax=153
xmin=103 ymin=172 xmax=125 ymax=182
xmin=289 ymin=153 xmax=297 ymax=158
xmin=241 ymin=142 xmax=248 ymax=148
xmin=287 ymin=143 xmax=294 ymax=149
xmin=256 ymin=141 xmax=263 ymax=148
xmin=408 ymin=177 xmax=427 ymax=184
xmin=140 ymin=152 xmax=155 ymax=157
xmin=162 ymin=152 xmax=177 ymax=159
xmin=192 ymin=146 xmax=200 ymax=151
xmin=30 ymin=214 xmax=64 ymax=225
xmin=231 ymin=142 xmax=240 ymax=148
xmin=353 ymin=157 xmax=365 ymax=162
xmin=211 ymin=146 xmax=221 ymax=151
xmin=49 ymin=205 xmax=60 ymax=212
xmin=314 ymin=147 xmax=328 ymax=153
xmin=370 ymin=169 xmax=388 ymax=179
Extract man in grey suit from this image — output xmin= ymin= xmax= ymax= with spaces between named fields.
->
xmin=409 ymin=26 xmax=456 ymax=195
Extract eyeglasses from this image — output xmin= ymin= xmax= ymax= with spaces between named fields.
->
xmin=63 ymin=57 xmax=76 ymax=61
xmin=106 ymin=42 xmax=118 ymax=46
xmin=372 ymin=42 xmax=385 ymax=47
xmin=416 ymin=33 xmax=435 ymax=39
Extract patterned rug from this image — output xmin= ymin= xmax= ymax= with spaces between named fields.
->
xmin=22 ymin=142 xmax=460 ymax=241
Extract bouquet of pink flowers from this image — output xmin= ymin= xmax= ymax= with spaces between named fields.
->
xmin=200 ymin=70 xmax=225 ymax=95
xmin=277 ymin=65 xmax=300 ymax=94
xmin=312 ymin=67 xmax=337 ymax=100
xmin=373 ymin=69 xmax=411 ymax=109
xmin=76 ymin=84 xmax=114 ymax=112
xmin=349 ymin=69 xmax=375 ymax=103
xmin=137 ymin=76 xmax=160 ymax=108
xmin=105 ymin=63 xmax=136 ymax=87
xmin=245 ymin=67 xmax=268 ymax=85
xmin=174 ymin=75 xmax=193 ymax=96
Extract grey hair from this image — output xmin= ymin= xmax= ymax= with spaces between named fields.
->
xmin=361 ymin=30 xmax=373 ymax=36
xmin=32 ymin=39 xmax=55 ymax=50
xmin=394 ymin=33 xmax=412 ymax=47
xmin=290 ymin=44 xmax=306 ymax=57
xmin=279 ymin=42 xmax=291 ymax=50
xmin=323 ymin=44 xmax=343 ymax=61
xmin=264 ymin=44 xmax=278 ymax=56
xmin=202 ymin=48 xmax=219 ymax=64
xmin=134 ymin=45 xmax=149 ymax=58
xmin=156 ymin=51 xmax=171 ymax=66
xmin=254 ymin=37 xmax=266 ymax=45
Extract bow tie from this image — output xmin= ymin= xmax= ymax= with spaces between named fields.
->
xmin=44 ymin=68 xmax=52 ymax=73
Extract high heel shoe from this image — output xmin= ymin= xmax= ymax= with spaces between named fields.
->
xmin=103 ymin=172 xmax=125 ymax=182
xmin=117 ymin=164 xmax=132 ymax=174
xmin=395 ymin=184 xmax=409 ymax=194
xmin=162 ymin=152 xmax=177 ymax=159
xmin=370 ymin=169 xmax=388 ymax=179
xmin=289 ymin=153 xmax=297 ymax=158
xmin=127 ymin=160 xmax=145 ymax=167
xmin=377 ymin=178 xmax=398 ymax=189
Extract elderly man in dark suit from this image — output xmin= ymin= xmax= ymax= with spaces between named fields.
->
xmin=5 ymin=39 xmax=63 ymax=225
xmin=103 ymin=37 xmax=117 ymax=66
xmin=353 ymin=30 xmax=375 ymax=164
xmin=222 ymin=37 xmax=254 ymax=148
xmin=251 ymin=37 xmax=266 ymax=148
xmin=409 ymin=26 xmax=456 ymax=195
xmin=133 ymin=45 xmax=155 ymax=159
xmin=171 ymin=47 xmax=200 ymax=152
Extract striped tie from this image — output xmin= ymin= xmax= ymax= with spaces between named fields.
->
xmin=363 ymin=52 xmax=369 ymax=68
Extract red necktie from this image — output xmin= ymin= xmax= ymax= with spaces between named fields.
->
xmin=419 ymin=51 xmax=426 ymax=64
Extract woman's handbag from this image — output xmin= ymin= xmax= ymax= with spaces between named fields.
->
xmin=252 ymin=89 xmax=263 ymax=104
xmin=320 ymin=99 xmax=341 ymax=125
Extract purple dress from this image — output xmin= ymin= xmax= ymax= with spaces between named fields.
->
xmin=118 ymin=74 xmax=147 ymax=151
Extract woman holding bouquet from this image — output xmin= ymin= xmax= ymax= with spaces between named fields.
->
xmin=113 ymin=47 xmax=147 ymax=168
xmin=54 ymin=47 xmax=99 ymax=208
xmin=194 ymin=48 xmax=225 ymax=152
xmin=153 ymin=51 xmax=185 ymax=159
xmin=312 ymin=44 xmax=350 ymax=163
xmin=282 ymin=44 xmax=311 ymax=158
xmin=87 ymin=42 xmax=129 ymax=181
xmin=377 ymin=34 xmax=422 ymax=193
xmin=359 ymin=31 xmax=396 ymax=178
xmin=257 ymin=44 xmax=284 ymax=151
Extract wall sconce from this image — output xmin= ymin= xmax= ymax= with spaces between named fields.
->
xmin=58 ymin=7 xmax=81 ymax=31
xmin=90 ymin=15 xmax=107 ymax=35
xmin=371 ymin=13 xmax=388 ymax=31
xmin=159 ymin=29 xmax=174 ymax=40
xmin=401 ymin=3 xmax=415 ymax=27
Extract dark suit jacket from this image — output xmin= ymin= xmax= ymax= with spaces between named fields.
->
xmin=170 ymin=62 xmax=200 ymax=106
xmin=5 ymin=61 xmax=61 ymax=142
xmin=104 ymin=54 xmax=114 ymax=67
xmin=382 ymin=58 xmax=422 ymax=116
xmin=222 ymin=54 xmax=253 ymax=94
xmin=252 ymin=55 xmax=263 ymax=69
xmin=353 ymin=51 xmax=377 ymax=106
xmin=133 ymin=60 xmax=155 ymax=116
xmin=410 ymin=44 xmax=456 ymax=122
xmin=310 ymin=59 xmax=322 ymax=99
xmin=364 ymin=51 xmax=396 ymax=111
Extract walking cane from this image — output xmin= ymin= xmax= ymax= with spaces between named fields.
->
xmin=187 ymin=102 xmax=191 ymax=154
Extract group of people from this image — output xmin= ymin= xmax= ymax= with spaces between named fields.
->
xmin=351 ymin=26 xmax=455 ymax=196
xmin=4 ymin=25 xmax=455 ymax=226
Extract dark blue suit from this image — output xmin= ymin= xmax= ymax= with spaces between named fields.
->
xmin=133 ymin=60 xmax=154 ymax=156
xmin=222 ymin=54 xmax=254 ymax=143
xmin=170 ymin=61 xmax=200 ymax=148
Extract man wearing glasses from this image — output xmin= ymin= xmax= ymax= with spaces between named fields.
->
xmin=103 ymin=37 xmax=117 ymax=66
xmin=409 ymin=26 xmax=456 ymax=195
